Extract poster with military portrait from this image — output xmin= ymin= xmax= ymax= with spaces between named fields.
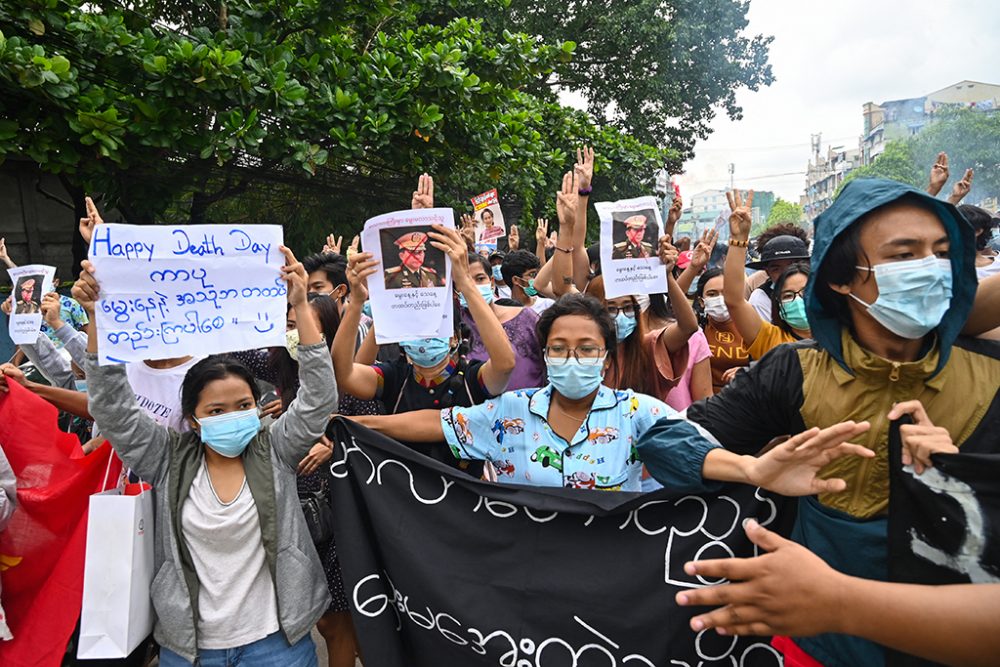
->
xmin=362 ymin=208 xmax=454 ymax=344
xmin=6 ymin=264 xmax=55 ymax=344
xmin=595 ymin=197 xmax=668 ymax=298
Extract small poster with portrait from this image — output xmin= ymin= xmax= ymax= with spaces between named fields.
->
xmin=362 ymin=208 xmax=454 ymax=344
xmin=6 ymin=264 xmax=56 ymax=344
xmin=470 ymin=189 xmax=506 ymax=252
xmin=595 ymin=196 xmax=668 ymax=299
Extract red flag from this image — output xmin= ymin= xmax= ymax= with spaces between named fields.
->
xmin=0 ymin=382 xmax=121 ymax=667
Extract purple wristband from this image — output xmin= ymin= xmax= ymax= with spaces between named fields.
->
xmin=577 ymin=186 xmax=593 ymax=196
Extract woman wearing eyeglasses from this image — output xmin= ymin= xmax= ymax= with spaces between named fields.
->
xmin=724 ymin=190 xmax=812 ymax=360
xmin=352 ymin=293 xmax=867 ymax=494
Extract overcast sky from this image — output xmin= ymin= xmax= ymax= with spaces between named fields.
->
xmin=676 ymin=0 xmax=1000 ymax=203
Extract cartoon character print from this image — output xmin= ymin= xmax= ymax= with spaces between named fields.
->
xmin=454 ymin=411 xmax=474 ymax=445
xmin=491 ymin=459 xmax=516 ymax=478
xmin=587 ymin=427 xmax=620 ymax=444
xmin=628 ymin=396 xmax=640 ymax=417
xmin=502 ymin=418 xmax=525 ymax=434
xmin=530 ymin=445 xmax=563 ymax=472
xmin=565 ymin=471 xmax=597 ymax=490
xmin=491 ymin=419 xmax=505 ymax=445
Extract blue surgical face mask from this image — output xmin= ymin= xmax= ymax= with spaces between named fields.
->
xmin=779 ymin=296 xmax=810 ymax=331
xmin=401 ymin=337 xmax=452 ymax=368
xmin=545 ymin=356 xmax=606 ymax=400
xmin=850 ymin=255 xmax=952 ymax=339
xmin=614 ymin=311 xmax=637 ymax=342
xmin=196 ymin=408 xmax=261 ymax=458
xmin=492 ymin=265 xmax=504 ymax=282
xmin=74 ymin=379 xmax=88 ymax=393
xmin=362 ymin=301 xmax=372 ymax=318
xmin=458 ymin=284 xmax=496 ymax=309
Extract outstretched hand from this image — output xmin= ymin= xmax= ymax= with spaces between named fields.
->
xmin=323 ymin=234 xmax=343 ymax=255
xmin=747 ymin=421 xmax=874 ymax=496
xmin=555 ymin=171 xmax=577 ymax=226
xmin=667 ymin=196 xmax=683 ymax=227
xmin=948 ymin=168 xmax=973 ymax=205
xmin=689 ymin=228 xmax=718 ymax=271
xmin=676 ymin=519 xmax=847 ymax=638
xmin=574 ymin=146 xmax=595 ymax=191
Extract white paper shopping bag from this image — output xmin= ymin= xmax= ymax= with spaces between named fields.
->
xmin=77 ymin=481 xmax=154 ymax=659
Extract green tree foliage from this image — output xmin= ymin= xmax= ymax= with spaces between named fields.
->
xmin=0 ymin=0 xmax=772 ymax=256
xmin=836 ymin=140 xmax=922 ymax=197
xmin=497 ymin=0 xmax=775 ymax=168
xmin=765 ymin=198 xmax=803 ymax=226
xmin=909 ymin=108 xmax=1000 ymax=203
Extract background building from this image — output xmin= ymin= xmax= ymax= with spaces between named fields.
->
xmin=802 ymin=141 xmax=861 ymax=219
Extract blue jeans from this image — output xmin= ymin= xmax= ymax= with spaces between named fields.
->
xmin=159 ymin=631 xmax=316 ymax=667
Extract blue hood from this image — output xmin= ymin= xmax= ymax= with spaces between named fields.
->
xmin=805 ymin=178 xmax=977 ymax=374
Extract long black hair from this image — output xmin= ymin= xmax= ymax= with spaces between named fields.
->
xmin=270 ymin=293 xmax=341 ymax=407
xmin=181 ymin=357 xmax=261 ymax=419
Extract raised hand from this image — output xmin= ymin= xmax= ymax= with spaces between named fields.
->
xmin=927 ymin=152 xmax=950 ymax=196
xmin=555 ymin=171 xmax=577 ymax=226
xmin=508 ymin=224 xmax=520 ymax=250
xmin=41 ymin=292 xmax=64 ymax=329
xmin=747 ymin=421 xmax=874 ymax=496
xmin=279 ymin=246 xmax=308 ymax=306
xmin=323 ymin=234 xmax=343 ymax=255
xmin=574 ymin=146 xmax=595 ymax=191
xmin=0 ymin=237 xmax=10 ymax=266
xmin=0 ymin=296 xmax=11 ymax=316
xmin=658 ymin=235 xmax=679 ymax=272
xmin=547 ymin=230 xmax=558 ymax=249
xmin=726 ymin=189 xmax=754 ymax=242
xmin=347 ymin=235 xmax=360 ymax=256
xmin=690 ymin=228 xmax=719 ymax=271
xmin=72 ymin=260 xmax=100 ymax=314
xmin=667 ymin=196 xmax=683 ymax=227
xmin=79 ymin=196 xmax=104 ymax=245
xmin=0 ymin=363 xmax=27 ymax=394
xmin=535 ymin=218 xmax=549 ymax=244
xmin=346 ymin=252 xmax=378 ymax=302
xmin=411 ymin=173 xmax=434 ymax=209
xmin=948 ymin=168 xmax=974 ymax=205
xmin=887 ymin=400 xmax=958 ymax=475
xmin=428 ymin=224 xmax=472 ymax=290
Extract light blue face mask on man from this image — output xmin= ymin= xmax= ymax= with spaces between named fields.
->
xmin=492 ymin=265 xmax=504 ymax=282
xmin=850 ymin=255 xmax=953 ymax=339
xmin=196 ymin=408 xmax=261 ymax=458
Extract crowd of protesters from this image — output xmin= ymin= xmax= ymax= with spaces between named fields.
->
xmin=1 ymin=147 xmax=999 ymax=667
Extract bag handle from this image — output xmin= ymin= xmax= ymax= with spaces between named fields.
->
xmin=100 ymin=447 xmax=115 ymax=492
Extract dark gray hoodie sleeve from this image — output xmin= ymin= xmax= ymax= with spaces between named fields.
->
xmin=20 ymin=332 xmax=76 ymax=389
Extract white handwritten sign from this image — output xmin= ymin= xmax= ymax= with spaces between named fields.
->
xmin=6 ymin=264 xmax=55 ymax=344
xmin=89 ymin=224 xmax=286 ymax=365
xmin=596 ymin=196 xmax=668 ymax=299
xmin=361 ymin=209 xmax=454 ymax=344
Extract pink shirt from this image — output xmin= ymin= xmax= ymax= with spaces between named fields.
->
xmin=664 ymin=330 xmax=712 ymax=411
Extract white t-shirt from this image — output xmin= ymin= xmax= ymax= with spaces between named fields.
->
xmin=529 ymin=297 xmax=555 ymax=315
xmin=496 ymin=284 xmax=513 ymax=300
xmin=976 ymin=257 xmax=1000 ymax=280
xmin=126 ymin=357 xmax=202 ymax=432
xmin=181 ymin=463 xmax=279 ymax=649
xmin=748 ymin=288 xmax=773 ymax=322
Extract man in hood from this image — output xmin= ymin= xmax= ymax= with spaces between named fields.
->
xmin=638 ymin=178 xmax=1000 ymax=666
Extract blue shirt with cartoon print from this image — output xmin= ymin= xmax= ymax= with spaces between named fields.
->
xmin=441 ymin=384 xmax=720 ymax=491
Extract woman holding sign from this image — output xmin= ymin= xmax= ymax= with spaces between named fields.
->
xmin=73 ymin=247 xmax=337 ymax=666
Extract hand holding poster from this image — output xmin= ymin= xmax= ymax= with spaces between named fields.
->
xmin=6 ymin=264 xmax=55 ymax=344
xmin=88 ymin=224 xmax=286 ymax=364
xmin=361 ymin=208 xmax=454 ymax=344
xmin=596 ymin=197 xmax=669 ymax=298
xmin=470 ymin=189 xmax=506 ymax=252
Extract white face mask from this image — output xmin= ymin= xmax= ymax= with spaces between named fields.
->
xmin=634 ymin=294 xmax=651 ymax=313
xmin=703 ymin=295 xmax=730 ymax=322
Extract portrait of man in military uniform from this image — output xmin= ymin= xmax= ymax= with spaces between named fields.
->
xmin=610 ymin=211 xmax=656 ymax=260
xmin=382 ymin=228 xmax=446 ymax=289
xmin=14 ymin=275 xmax=42 ymax=314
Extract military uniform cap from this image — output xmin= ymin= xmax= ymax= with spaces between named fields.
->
xmin=622 ymin=215 xmax=648 ymax=229
xmin=394 ymin=231 xmax=428 ymax=251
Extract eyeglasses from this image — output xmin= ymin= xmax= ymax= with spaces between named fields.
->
xmin=779 ymin=288 xmax=806 ymax=304
xmin=606 ymin=304 xmax=636 ymax=318
xmin=544 ymin=345 xmax=607 ymax=366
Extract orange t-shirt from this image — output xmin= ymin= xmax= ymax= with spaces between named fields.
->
xmin=704 ymin=320 xmax=749 ymax=391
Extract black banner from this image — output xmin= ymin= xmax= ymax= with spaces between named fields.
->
xmin=889 ymin=421 xmax=1000 ymax=667
xmin=326 ymin=418 xmax=793 ymax=667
